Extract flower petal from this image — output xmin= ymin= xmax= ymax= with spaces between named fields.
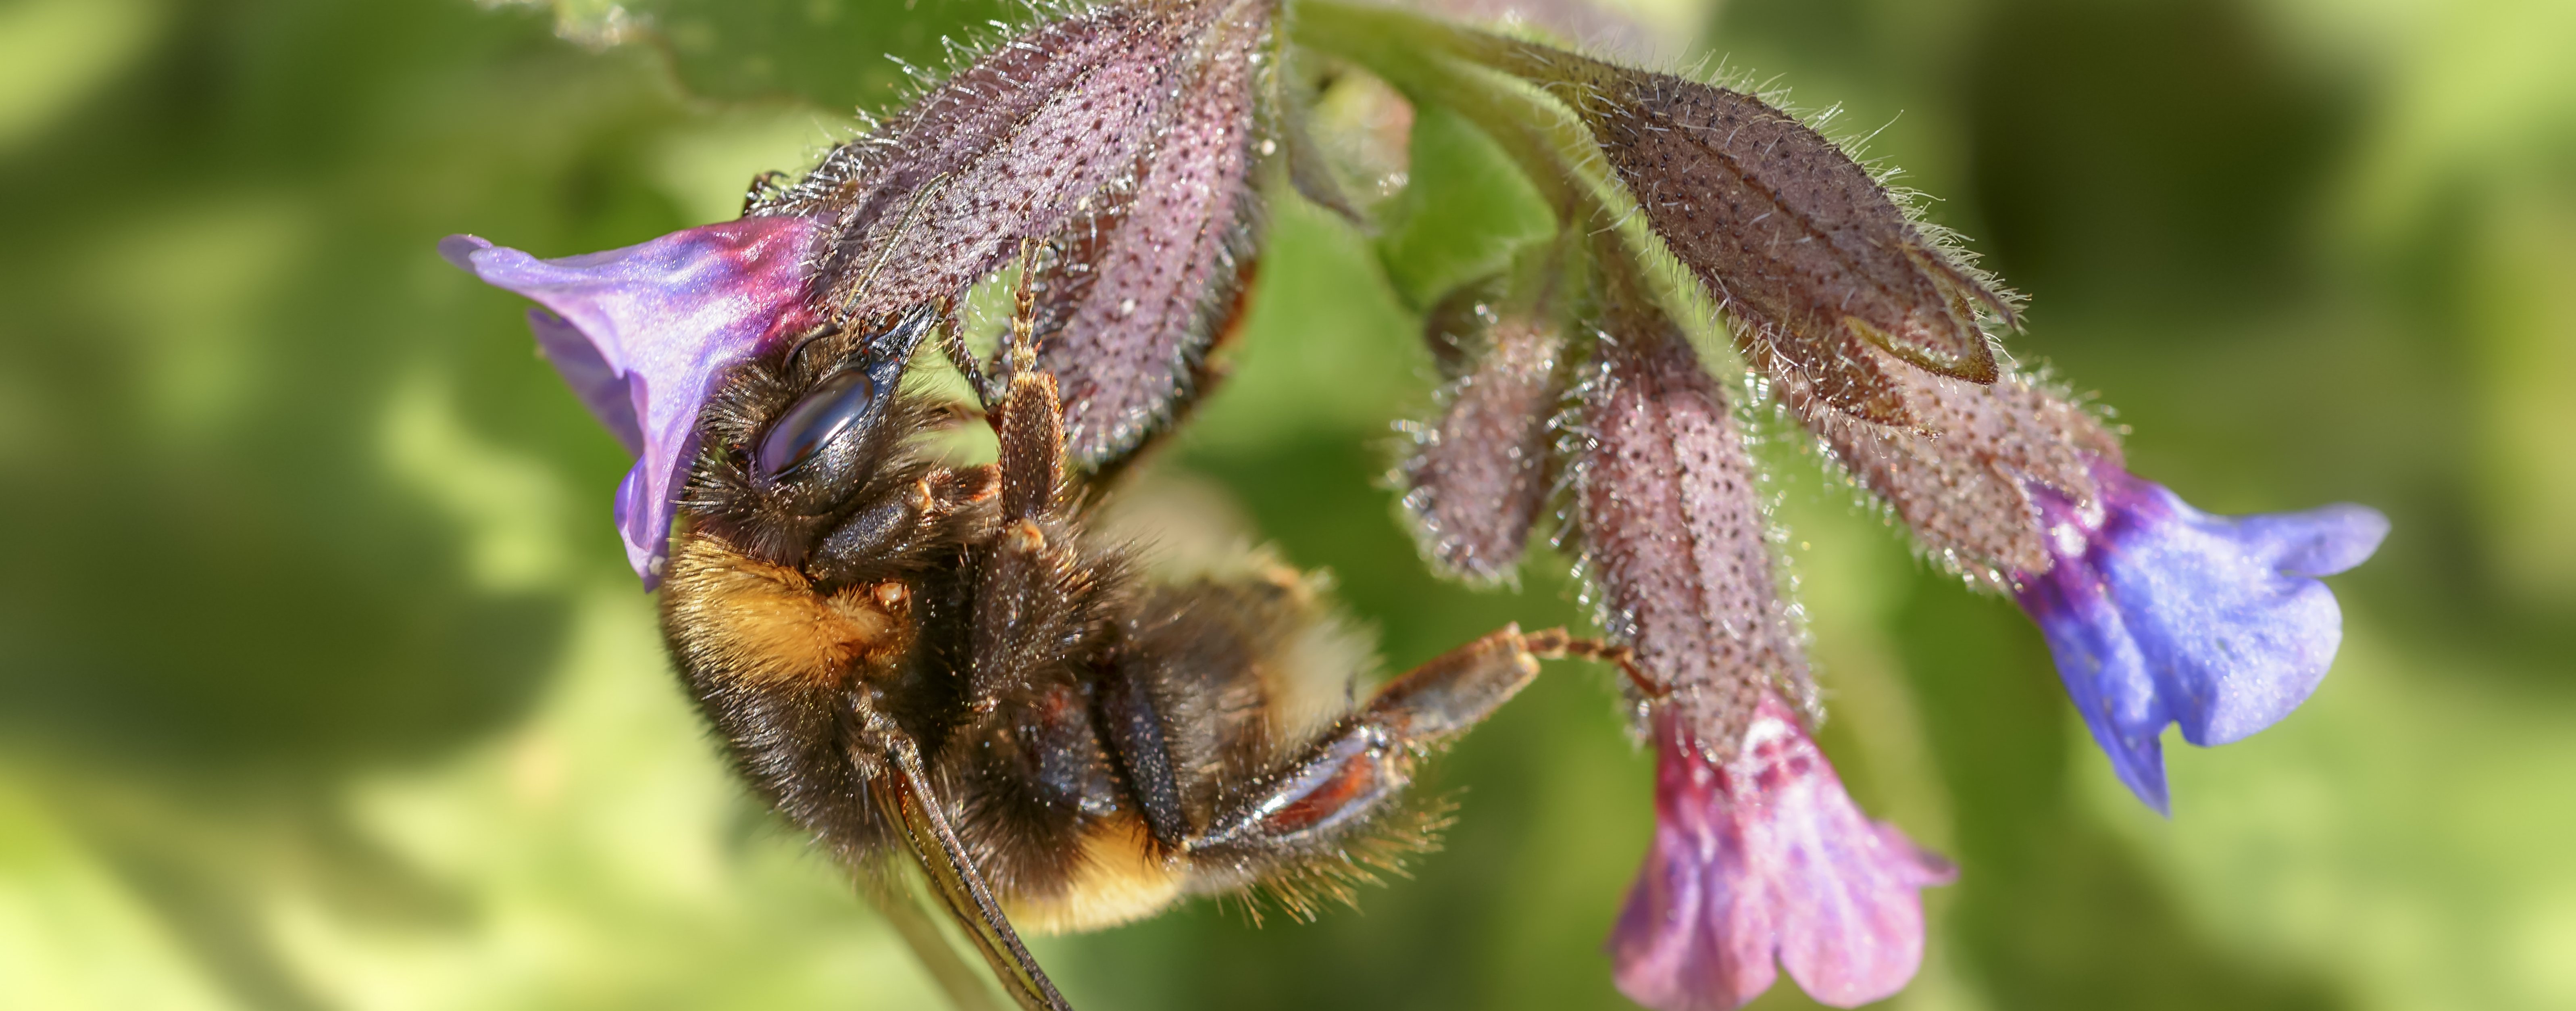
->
xmin=1739 ymin=699 xmax=1955 ymax=1007
xmin=1611 ymin=699 xmax=1953 ymax=1011
xmin=1610 ymin=712 xmax=1776 ymax=1011
xmin=527 ymin=308 xmax=641 ymax=456
xmin=2014 ymin=460 xmax=2389 ymax=812
xmin=443 ymin=216 xmax=826 ymax=586
xmin=1746 ymin=734 xmax=1954 ymax=1005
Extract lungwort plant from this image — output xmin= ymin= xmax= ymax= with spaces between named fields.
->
xmin=447 ymin=1 xmax=2386 ymax=1007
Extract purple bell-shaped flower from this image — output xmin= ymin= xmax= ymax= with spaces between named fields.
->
xmin=441 ymin=216 xmax=827 ymax=586
xmin=1611 ymin=695 xmax=1957 ymax=1010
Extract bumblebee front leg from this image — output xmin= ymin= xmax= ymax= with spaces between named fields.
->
xmin=992 ymin=238 xmax=1065 ymax=523
xmin=967 ymin=240 xmax=1092 ymax=710
xmin=928 ymin=297 xmax=999 ymax=411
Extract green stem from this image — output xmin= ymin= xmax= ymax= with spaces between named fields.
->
xmin=1287 ymin=0 xmax=1733 ymax=356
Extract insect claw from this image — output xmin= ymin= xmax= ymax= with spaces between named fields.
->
xmin=1522 ymin=626 xmax=1667 ymax=698
xmin=739 ymin=169 xmax=790 ymax=216
xmin=1007 ymin=237 xmax=1043 ymax=375
xmin=931 ymin=298 xmax=995 ymax=409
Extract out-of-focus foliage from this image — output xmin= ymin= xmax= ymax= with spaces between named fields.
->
xmin=531 ymin=0 xmax=1012 ymax=109
xmin=0 ymin=0 xmax=2568 ymax=1009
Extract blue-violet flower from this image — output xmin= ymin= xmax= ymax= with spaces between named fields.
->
xmin=2013 ymin=457 xmax=2389 ymax=813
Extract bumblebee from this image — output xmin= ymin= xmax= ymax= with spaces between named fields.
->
xmin=653 ymin=257 xmax=1632 ymax=1008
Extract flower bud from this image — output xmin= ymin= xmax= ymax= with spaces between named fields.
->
xmin=1033 ymin=4 xmax=1268 ymax=467
xmin=756 ymin=0 xmax=1274 ymax=469
xmin=1573 ymin=291 xmax=1810 ymax=749
xmin=1476 ymin=42 xmax=2013 ymax=425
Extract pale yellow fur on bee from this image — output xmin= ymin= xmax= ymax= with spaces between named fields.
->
xmin=663 ymin=535 xmax=909 ymax=686
xmin=1001 ymin=815 xmax=1186 ymax=935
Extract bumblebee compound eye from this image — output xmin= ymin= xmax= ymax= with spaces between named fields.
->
xmin=757 ymin=369 xmax=877 ymax=480
xmin=741 ymin=307 xmax=937 ymax=523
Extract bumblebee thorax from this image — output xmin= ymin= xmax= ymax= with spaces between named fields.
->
xmin=660 ymin=531 xmax=919 ymax=689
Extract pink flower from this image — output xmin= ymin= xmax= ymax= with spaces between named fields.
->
xmin=1610 ymin=695 xmax=1956 ymax=1011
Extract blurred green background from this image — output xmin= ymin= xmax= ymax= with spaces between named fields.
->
xmin=2 ymin=0 xmax=2571 ymax=1007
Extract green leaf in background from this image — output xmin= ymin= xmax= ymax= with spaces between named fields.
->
xmin=538 ymin=0 xmax=1013 ymax=111
xmin=1374 ymin=102 xmax=1557 ymax=311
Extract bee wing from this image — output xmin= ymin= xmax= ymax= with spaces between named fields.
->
xmin=874 ymin=738 xmax=1074 ymax=1011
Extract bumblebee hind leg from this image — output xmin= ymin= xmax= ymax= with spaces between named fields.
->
xmin=1191 ymin=625 xmax=1544 ymax=854
xmin=1158 ymin=624 xmax=1613 ymax=916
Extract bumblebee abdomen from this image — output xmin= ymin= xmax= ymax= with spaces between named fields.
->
xmin=999 ymin=815 xmax=1187 ymax=935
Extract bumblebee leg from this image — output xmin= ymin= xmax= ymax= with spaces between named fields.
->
xmin=738 ymin=169 xmax=788 ymax=215
xmin=1193 ymin=624 xmax=1547 ymax=850
xmin=992 ymin=239 xmax=1065 ymax=523
xmin=962 ymin=241 xmax=1101 ymax=712
xmin=1097 ymin=657 xmax=1192 ymax=849
xmin=929 ymin=297 xmax=996 ymax=410
xmin=872 ymin=723 xmax=1074 ymax=1011
xmin=856 ymin=859 xmax=1018 ymax=1011
xmin=1519 ymin=625 xmax=1666 ymax=698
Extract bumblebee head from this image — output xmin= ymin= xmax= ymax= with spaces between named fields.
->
xmin=680 ymin=305 xmax=962 ymax=579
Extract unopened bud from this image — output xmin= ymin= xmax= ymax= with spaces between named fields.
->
xmin=1476 ymin=42 xmax=2014 ymax=425
xmin=1573 ymin=287 xmax=1812 ymax=750
xmin=754 ymin=0 xmax=1273 ymax=469
xmin=1398 ymin=311 xmax=1565 ymax=582
xmin=1035 ymin=4 xmax=1269 ymax=467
